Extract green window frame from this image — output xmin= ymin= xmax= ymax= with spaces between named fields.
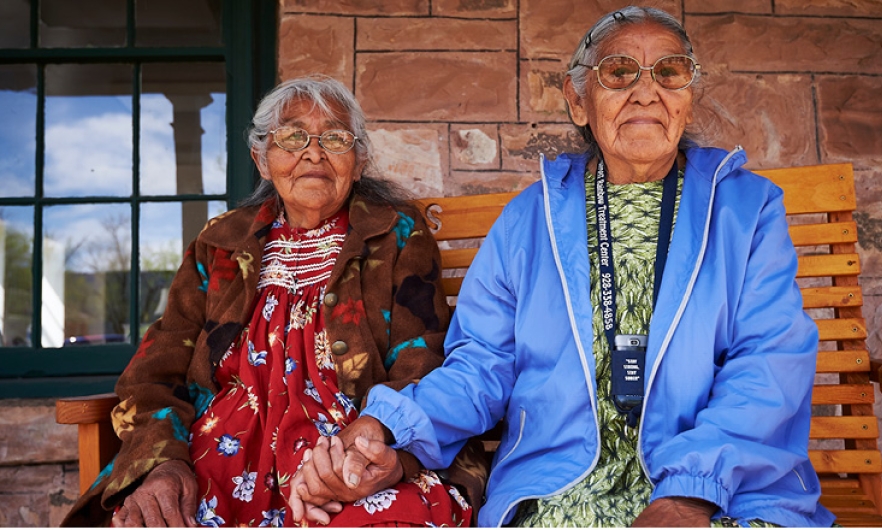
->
xmin=0 ymin=0 xmax=276 ymax=398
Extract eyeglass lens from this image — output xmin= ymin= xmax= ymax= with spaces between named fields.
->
xmin=597 ymin=55 xmax=696 ymax=90
xmin=273 ymin=127 xmax=356 ymax=154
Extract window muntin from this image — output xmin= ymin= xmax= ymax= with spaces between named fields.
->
xmin=0 ymin=0 xmax=277 ymax=398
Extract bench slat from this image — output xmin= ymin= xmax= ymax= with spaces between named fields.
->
xmin=801 ymin=286 xmax=864 ymax=309
xmin=810 ymin=450 xmax=882 ymax=474
xmin=811 ymin=416 xmax=879 ymax=439
xmin=815 ymin=350 xmax=871 ymax=373
xmin=789 ymin=221 xmax=859 ymax=247
xmin=797 ymin=253 xmax=861 ymax=277
xmin=415 ymin=192 xmax=515 ymax=241
xmin=757 ymin=163 xmax=856 ymax=214
xmin=816 ymin=318 xmax=868 ymax=342
xmin=811 ymin=383 xmax=875 ymax=405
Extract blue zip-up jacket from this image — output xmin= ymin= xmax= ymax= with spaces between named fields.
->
xmin=363 ymin=146 xmax=836 ymax=527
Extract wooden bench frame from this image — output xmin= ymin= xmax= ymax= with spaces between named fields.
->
xmin=58 ymin=162 xmax=882 ymax=526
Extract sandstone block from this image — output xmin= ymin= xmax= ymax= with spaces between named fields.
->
xmin=357 ymin=18 xmax=516 ymax=51
xmin=776 ymin=0 xmax=882 ymax=17
xmin=500 ymin=123 xmax=587 ymax=172
xmin=817 ymin=76 xmax=882 ymax=163
xmin=0 ymin=494 xmax=46 ymax=527
xmin=451 ymin=124 xmax=499 ymax=170
xmin=356 ymin=52 xmax=517 ymax=122
xmin=520 ymin=59 xmax=569 ymax=123
xmin=688 ymin=14 xmax=882 ymax=74
xmin=447 ymin=170 xmax=537 ymax=195
xmin=684 ymin=0 xmax=771 ymax=13
xmin=433 ymin=0 xmax=516 ymax=18
xmin=694 ymin=72 xmax=816 ymax=169
xmin=520 ymin=0 xmax=681 ymax=60
xmin=0 ymin=399 xmax=77 ymax=465
xmin=367 ymin=123 xmax=447 ymax=198
xmin=278 ymin=15 xmax=354 ymax=86
xmin=282 ymin=0 xmax=428 ymax=16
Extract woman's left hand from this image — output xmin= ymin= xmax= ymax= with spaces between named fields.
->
xmin=287 ymin=433 xmax=402 ymax=523
xmin=631 ymin=497 xmax=717 ymax=527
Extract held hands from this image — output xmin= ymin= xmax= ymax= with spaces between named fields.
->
xmin=631 ymin=497 xmax=718 ymax=527
xmin=287 ymin=416 xmax=403 ymax=524
xmin=112 ymin=459 xmax=199 ymax=527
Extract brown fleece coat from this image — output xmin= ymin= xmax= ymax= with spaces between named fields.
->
xmin=62 ymin=195 xmax=487 ymax=526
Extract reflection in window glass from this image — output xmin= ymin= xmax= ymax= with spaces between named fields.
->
xmin=140 ymin=63 xmax=226 ymax=196
xmin=0 ymin=0 xmax=31 ymax=48
xmin=44 ymin=203 xmax=131 ymax=347
xmin=136 ymin=0 xmax=222 ymax=47
xmin=0 ymin=65 xmax=37 ymax=198
xmin=0 ymin=207 xmax=34 ymax=347
xmin=40 ymin=0 xmax=126 ymax=48
xmin=45 ymin=64 xmax=133 ymax=197
xmin=138 ymin=200 xmax=227 ymax=337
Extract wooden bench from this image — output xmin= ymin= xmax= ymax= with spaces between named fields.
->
xmin=57 ymin=162 xmax=882 ymax=525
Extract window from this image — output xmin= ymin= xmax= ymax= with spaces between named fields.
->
xmin=0 ymin=0 xmax=275 ymax=397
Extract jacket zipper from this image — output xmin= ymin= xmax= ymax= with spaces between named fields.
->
xmin=636 ymin=145 xmax=745 ymax=480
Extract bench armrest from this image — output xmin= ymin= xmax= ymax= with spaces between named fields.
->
xmin=56 ymin=393 xmax=121 ymax=494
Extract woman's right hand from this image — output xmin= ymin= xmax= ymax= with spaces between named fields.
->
xmin=112 ymin=459 xmax=199 ymax=527
xmin=287 ymin=416 xmax=403 ymax=523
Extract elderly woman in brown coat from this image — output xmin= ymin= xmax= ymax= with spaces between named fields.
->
xmin=62 ymin=75 xmax=485 ymax=528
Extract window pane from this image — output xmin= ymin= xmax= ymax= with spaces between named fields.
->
xmin=0 ymin=64 xmax=37 ymax=197
xmin=0 ymin=207 xmax=34 ymax=347
xmin=40 ymin=0 xmax=126 ymax=48
xmin=44 ymin=203 xmax=131 ymax=348
xmin=45 ymin=64 xmax=133 ymax=197
xmin=138 ymin=200 xmax=226 ymax=337
xmin=140 ymin=63 xmax=226 ymax=196
xmin=0 ymin=0 xmax=31 ymax=48
xmin=136 ymin=0 xmax=222 ymax=47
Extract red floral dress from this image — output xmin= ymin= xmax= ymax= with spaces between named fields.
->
xmin=189 ymin=210 xmax=471 ymax=527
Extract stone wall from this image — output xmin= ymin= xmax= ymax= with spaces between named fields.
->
xmin=278 ymin=0 xmax=882 ymax=358
xmin=0 ymin=399 xmax=78 ymax=527
xmin=2 ymin=0 xmax=880 ymax=526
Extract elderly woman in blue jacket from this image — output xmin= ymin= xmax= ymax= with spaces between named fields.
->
xmin=287 ymin=6 xmax=836 ymax=527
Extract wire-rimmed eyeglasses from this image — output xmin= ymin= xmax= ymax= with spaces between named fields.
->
xmin=575 ymin=54 xmax=700 ymax=91
xmin=269 ymin=127 xmax=359 ymax=154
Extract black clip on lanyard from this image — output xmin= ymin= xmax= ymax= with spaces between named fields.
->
xmin=594 ymin=156 xmax=678 ymax=427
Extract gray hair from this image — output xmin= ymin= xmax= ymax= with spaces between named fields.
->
xmin=565 ymin=6 xmax=703 ymax=155
xmin=240 ymin=74 xmax=404 ymax=208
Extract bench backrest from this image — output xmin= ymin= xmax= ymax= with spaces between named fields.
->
xmin=413 ymin=162 xmax=882 ymax=525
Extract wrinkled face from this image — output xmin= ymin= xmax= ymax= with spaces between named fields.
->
xmin=565 ymin=22 xmax=694 ymax=167
xmin=253 ymin=99 xmax=363 ymax=226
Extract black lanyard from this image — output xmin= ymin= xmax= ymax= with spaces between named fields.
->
xmin=594 ymin=157 xmax=678 ymax=426
xmin=593 ymin=156 xmax=678 ymax=348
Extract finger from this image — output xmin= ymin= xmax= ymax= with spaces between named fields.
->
xmin=122 ymin=498 xmax=146 ymax=528
xmin=112 ymin=506 xmax=129 ymax=528
xmin=310 ymin=437 xmax=348 ymax=492
xmin=299 ymin=450 xmax=338 ymax=503
xmin=139 ymin=494 xmax=169 ymax=528
xmin=178 ymin=472 xmax=200 ymax=527
xmin=357 ymin=436 xmax=398 ymax=466
xmin=155 ymin=488 xmax=187 ymax=528
xmin=286 ymin=481 xmax=308 ymax=523
xmin=329 ymin=436 xmax=346 ymax=478
xmin=342 ymin=438 xmax=373 ymax=488
xmin=304 ymin=502 xmax=332 ymax=525
xmin=320 ymin=500 xmax=344 ymax=514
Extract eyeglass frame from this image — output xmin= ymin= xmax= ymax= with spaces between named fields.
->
xmin=268 ymin=127 xmax=360 ymax=154
xmin=575 ymin=54 xmax=701 ymax=91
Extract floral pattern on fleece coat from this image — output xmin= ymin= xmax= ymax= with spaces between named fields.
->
xmin=62 ymin=195 xmax=488 ymax=526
